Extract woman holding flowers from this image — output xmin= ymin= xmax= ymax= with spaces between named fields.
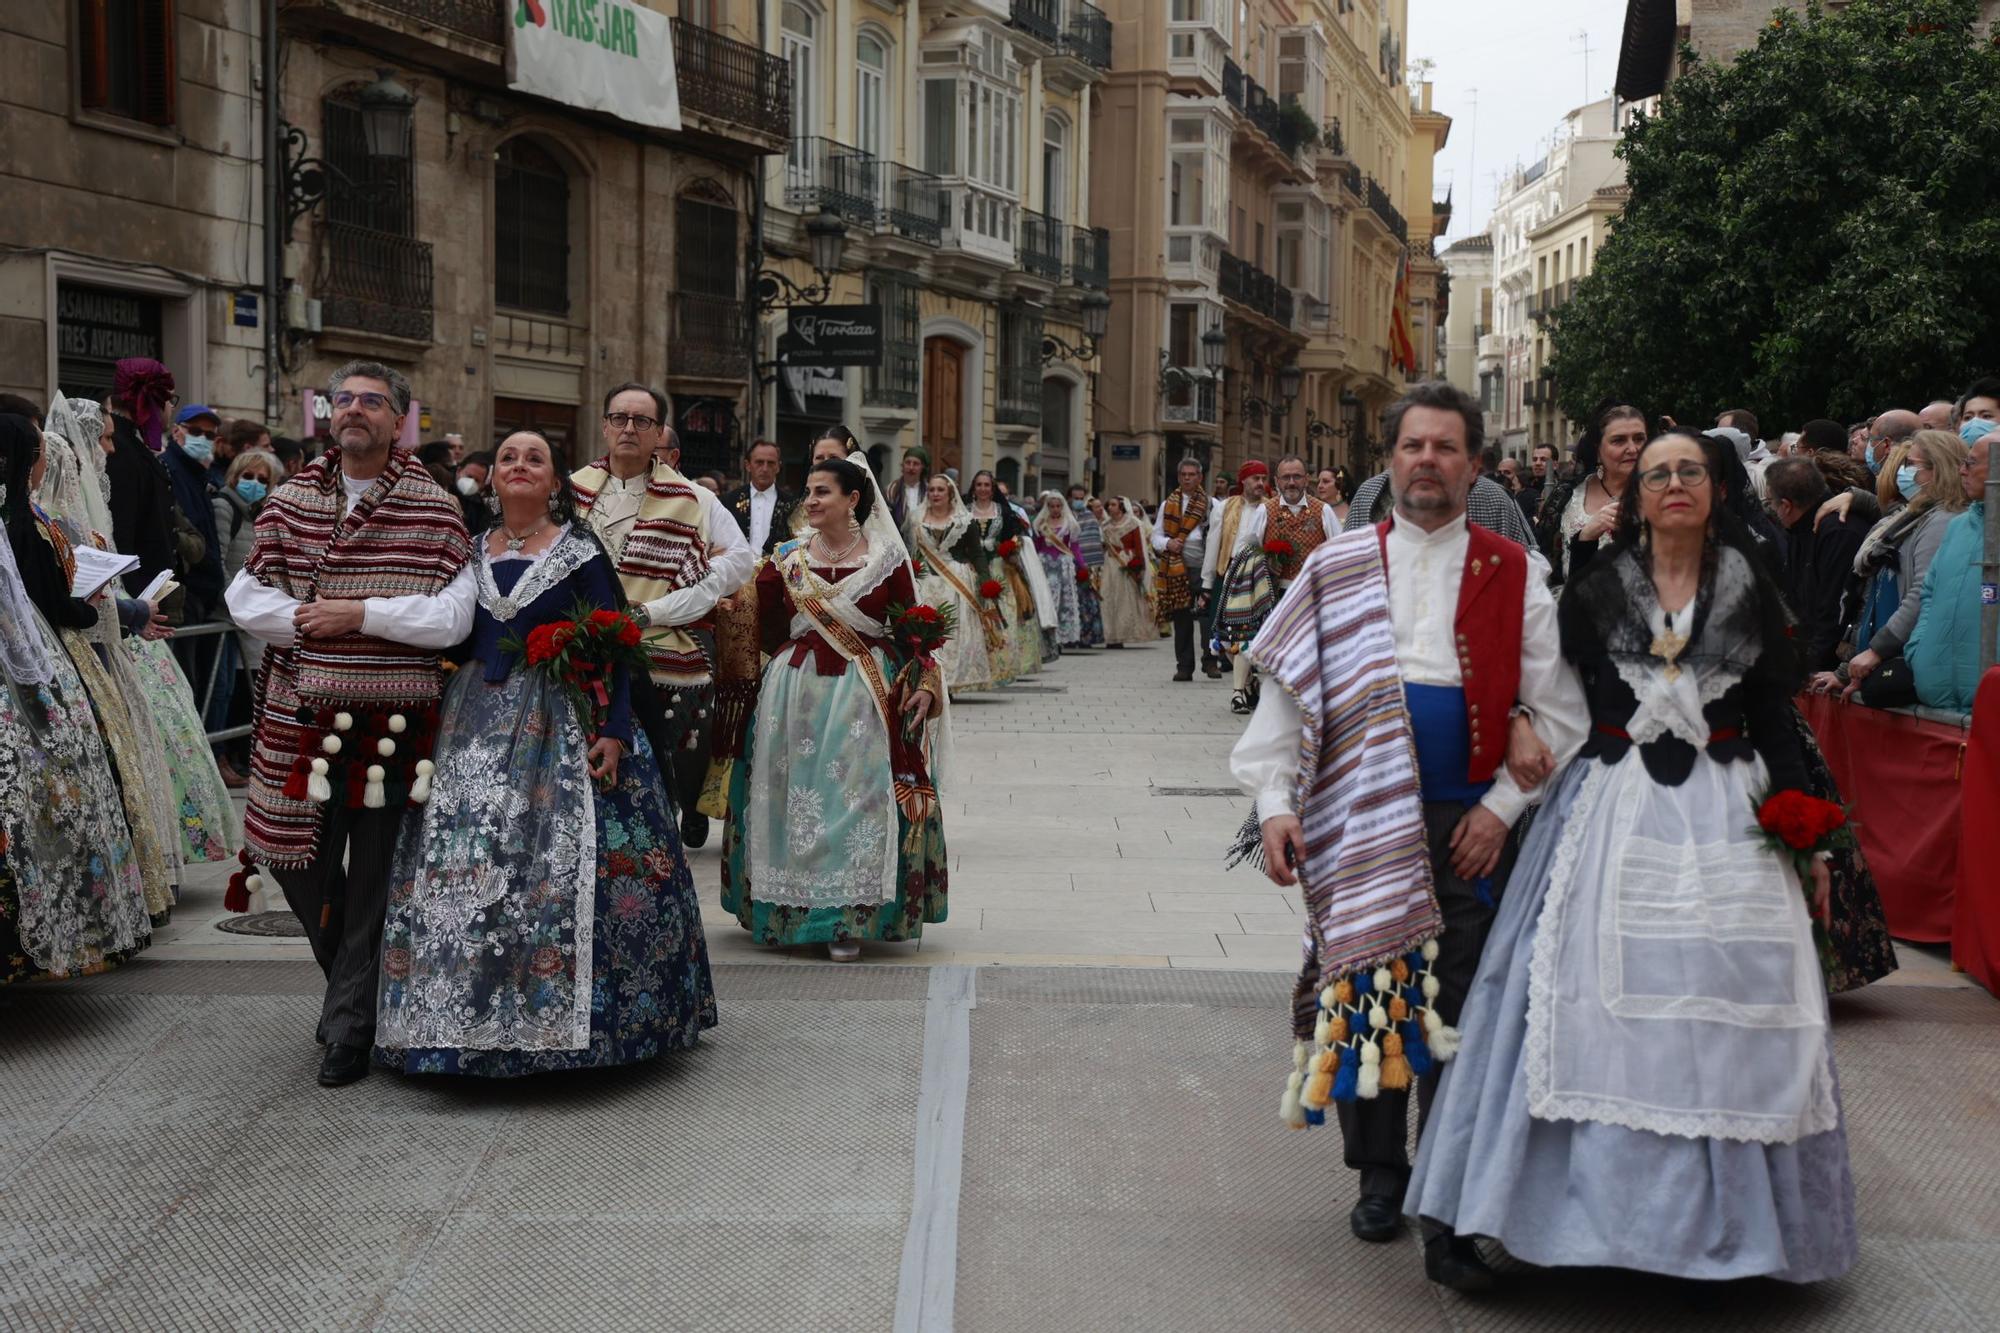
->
xmin=722 ymin=455 xmax=946 ymax=962
xmin=374 ymin=430 xmax=715 ymax=1076
xmin=906 ymin=475 xmax=1005 ymax=692
xmin=1096 ymin=496 xmax=1156 ymax=647
xmin=1404 ymin=429 xmax=1854 ymax=1289
xmin=966 ymin=470 xmax=1042 ymax=679
xmin=1032 ymin=491 xmax=1087 ymax=651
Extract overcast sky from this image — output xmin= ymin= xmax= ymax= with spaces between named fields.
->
xmin=1408 ymin=0 xmax=1631 ymax=239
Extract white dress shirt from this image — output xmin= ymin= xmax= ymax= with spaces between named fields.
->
xmin=223 ymin=468 xmax=477 ymax=650
xmin=584 ymin=467 xmax=756 ymax=628
xmin=746 ymin=482 xmax=780 ymax=554
xmin=1200 ymin=495 xmax=1245 ymax=587
xmin=1230 ymin=512 xmax=1586 ymax=828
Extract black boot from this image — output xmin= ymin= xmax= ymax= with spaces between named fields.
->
xmin=1348 ymin=1193 xmax=1402 ymax=1243
xmin=681 ymin=810 xmax=710 ymax=849
xmin=318 ymin=1043 xmax=370 ymax=1088
xmin=1423 ymin=1230 xmax=1497 ymax=1293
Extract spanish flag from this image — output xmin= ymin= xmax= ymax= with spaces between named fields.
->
xmin=1390 ymin=253 xmax=1416 ymax=374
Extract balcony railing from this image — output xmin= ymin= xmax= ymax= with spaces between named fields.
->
xmin=1362 ymin=174 xmax=1408 ymax=244
xmin=373 ymin=0 xmax=503 ymax=45
xmin=671 ymin=292 xmax=750 ymax=379
xmin=1063 ymin=1 xmax=1112 ymax=69
xmin=1222 ymin=57 xmax=1244 ymax=108
xmin=318 ymin=221 xmax=433 ymax=341
xmin=1319 ymin=117 xmax=1345 ymax=157
xmin=1245 ymin=79 xmax=1282 ymax=144
xmin=1273 ymin=285 xmax=1294 ymax=329
xmin=785 ymin=137 xmax=878 ymax=225
xmin=1340 ymin=163 xmax=1363 ymax=200
xmin=880 ymin=162 xmax=945 ymax=246
xmin=1069 ymin=225 xmax=1109 ymax=289
xmin=1008 ymin=0 xmax=1060 ymax=45
xmin=672 ymin=18 xmax=791 ymax=142
xmin=1020 ymin=210 xmax=1066 ymax=281
xmin=1218 ymin=250 xmax=1292 ymax=327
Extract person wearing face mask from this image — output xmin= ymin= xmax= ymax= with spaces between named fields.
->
xmin=167 ymin=404 xmax=227 ymax=623
xmin=453 ymin=451 xmax=494 ymax=535
xmin=209 ymin=448 xmax=284 ymax=786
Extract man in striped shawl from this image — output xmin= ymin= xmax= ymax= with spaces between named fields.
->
xmin=1230 ymin=381 xmax=1584 ymax=1290
xmin=226 ymin=362 xmax=474 ymax=1088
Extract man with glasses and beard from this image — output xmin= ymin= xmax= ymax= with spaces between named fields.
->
xmin=1231 ymin=381 xmax=1580 ymax=1288
xmin=1215 ymin=455 xmax=1339 ymax=713
xmin=225 ymin=360 xmax=475 ymax=1087
xmin=571 ymin=383 xmax=755 ymax=849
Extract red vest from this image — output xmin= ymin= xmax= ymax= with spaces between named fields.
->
xmin=1375 ymin=519 xmax=1527 ymax=785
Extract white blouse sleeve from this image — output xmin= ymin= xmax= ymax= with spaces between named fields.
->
xmin=1230 ymin=684 xmax=1305 ymax=823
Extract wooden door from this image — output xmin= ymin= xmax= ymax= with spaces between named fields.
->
xmin=923 ymin=337 xmax=964 ymax=477
xmin=492 ymin=398 xmax=580 ymax=470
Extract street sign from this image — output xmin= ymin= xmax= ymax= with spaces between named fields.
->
xmin=778 ymin=304 xmax=883 ymax=368
xmin=1111 ymin=444 xmax=1141 ymax=461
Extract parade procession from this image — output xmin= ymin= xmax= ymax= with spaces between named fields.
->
xmin=4 ymin=1 xmax=2000 ymax=1329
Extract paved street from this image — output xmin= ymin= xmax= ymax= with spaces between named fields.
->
xmin=3 ymin=642 xmax=1994 ymax=1331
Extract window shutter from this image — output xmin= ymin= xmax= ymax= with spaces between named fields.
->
xmin=138 ymin=0 xmax=178 ymax=128
xmin=78 ymin=0 xmax=111 ymax=111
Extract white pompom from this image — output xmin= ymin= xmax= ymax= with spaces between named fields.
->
xmin=387 ymin=713 xmax=407 ymax=733
xmin=1313 ymin=1015 xmax=1331 ymax=1045
xmin=376 ymin=737 xmax=395 ymax=757
xmin=244 ymin=873 xmax=262 ymax=894
xmin=306 ymin=764 xmax=332 ymax=804
xmin=1421 ymin=975 xmax=1441 ymax=1001
xmin=664 ymin=708 xmax=675 ymax=718
xmin=333 ymin=711 xmax=353 ymax=732
xmin=1291 ymin=1041 xmax=1310 ymax=1071
xmin=310 ymin=757 xmax=329 ymax=775
xmin=1319 ymin=985 xmax=1336 ymax=1011
xmin=1367 ymin=1004 xmax=1387 ymax=1031
xmin=1421 ymin=939 xmax=1439 ymax=963
xmin=415 ymin=759 xmax=435 ymax=777
xmin=1357 ymin=1063 xmax=1382 ymax=1100
xmin=1372 ymin=966 xmax=1393 ymax=992
xmin=1359 ymin=1038 xmax=1380 ymax=1067
xmin=362 ymin=764 xmax=386 ymax=809
xmin=320 ymin=734 xmax=341 ymax=755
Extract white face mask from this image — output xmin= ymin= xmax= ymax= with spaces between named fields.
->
xmin=456 ymin=476 xmax=480 ymax=497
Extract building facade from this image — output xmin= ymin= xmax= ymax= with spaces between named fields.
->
xmin=1523 ymin=182 xmax=1627 ymax=449
xmin=1438 ymin=231 xmax=1492 ymax=431
xmin=756 ymin=0 xmax=1111 ymax=495
xmin=1485 ymin=95 xmax=1624 ymax=459
xmin=1092 ymin=0 xmax=1436 ymax=502
xmin=5 ymin=1 xmax=790 ymax=467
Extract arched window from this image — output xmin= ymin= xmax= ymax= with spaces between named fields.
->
xmin=1042 ymin=112 xmax=1067 ymax=220
xmin=495 ymin=137 xmax=572 ymax=315
xmin=856 ymin=30 xmax=890 ymax=161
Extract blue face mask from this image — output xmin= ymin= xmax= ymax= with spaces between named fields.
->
xmin=235 ymin=478 xmax=268 ymax=504
xmin=1895 ymin=464 xmax=1919 ymax=500
xmin=1862 ymin=443 xmax=1876 ymax=470
xmin=180 ymin=433 xmax=214 ymax=465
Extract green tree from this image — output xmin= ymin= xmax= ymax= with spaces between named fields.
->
xmin=1550 ymin=0 xmax=2000 ymax=429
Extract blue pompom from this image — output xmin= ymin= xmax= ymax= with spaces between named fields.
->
xmin=1303 ymin=1106 xmax=1326 ymax=1126
xmin=1331 ymin=1044 xmax=1360 ymax=1102
xmin=1352 ymin=970 xmax=1373 ymax=996
xmin=1402 ymin=1020 xmax=1434 ymax=1077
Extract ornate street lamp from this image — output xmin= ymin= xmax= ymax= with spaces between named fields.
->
xmin=1043 ymin=291 xmax=1111 ymax=364
xmin=1200 ymin=325 xmax=1228 ymax=377
xmin=755 ymin=211 xmax=849 ymax=312
xmin=357 ymin=70 xmax=417 ymax=160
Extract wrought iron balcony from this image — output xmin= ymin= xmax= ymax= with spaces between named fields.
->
xmin=1020 ymin=210 xmax=1066 ymax=282
xmin=318 ymin=221 xmax=433 ymax=342
xmin=1069 ymin=225 xmax=1109 ymax=289
xmin=1320 ymin=117 xmax=1345 ymax=157
xmin=881 ymin=162 xmax=945 ymax=246
xmin=1222 ymin=57 xmax=1244 ymax=108
xmin=785 ymin=137 xmax=878 ymax=225
xmin=1245 ymin=79 xmax=1282 ymax=143
xmin=672 ymin=18 xmax=791 ymax=143
xmin=370 ymin=0 xmax=503 ymax=45
xmin=1273 ymin=285 xmax=1294 ymax=329
xmin=671 ymin=292 xmax=750 ymax=379
xmin=1063 ymin=1 xmax=1111 ymax=70
xmin=1362 ymin=174 xmax=1408 ymax=244
xmin=1008 ymin=0 xmax=1060 ymax=45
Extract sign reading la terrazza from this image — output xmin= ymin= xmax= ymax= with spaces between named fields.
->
xmin=509 ymin=0 xmax=681 ymax=132
xmin=778 ymin=305 xmax=885 ymax=368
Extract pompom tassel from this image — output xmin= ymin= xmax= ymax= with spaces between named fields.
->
xmin=244 ymin=873 xmax=265 ymax=913
xmin=1331 ymin=1045 xmax=1360 ymax=1102
xmin=1303 ymin=1105 xmax=1325 ymax=1126
xmin=1422 ymin=1007 xmax=1461 ymax=1061
xmin=1401 ymin=1020 xmax=1434 ymax=1077
xmin=362 ymin=764 xmax=387 ymax=809
xmin=305 ymin=757 xmax=332 ymax=805
xmin=223 ymin=871 xmax=250 ymax=913
xmin=1357 ymin=1038 xmax=1382 ymax=1100
xmin=1379 ymin=1031 xmax=1413 ymax=1091
xmin=409 ymin=759 xmax=434 ymax=805
xmin=281 ymin=759 xmax=309 ymax=802
xmin=1280 ymin=1071 xmax=1307 ymax=1129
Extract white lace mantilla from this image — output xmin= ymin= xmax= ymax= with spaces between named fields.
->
xmin=475 ymin=526 xmax=597 ymax=621
xmin=1524 ymin=745 xmax=1838 ymax=1145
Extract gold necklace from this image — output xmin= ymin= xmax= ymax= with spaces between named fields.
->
xmin=501 ymin=516 xmax=550 ymax=553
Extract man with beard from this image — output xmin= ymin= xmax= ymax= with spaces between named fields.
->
xmin=1153 ymin=456 xmax=1217 ymax=681
xmin=1215 ymin=455 xmax=1339 ymax=713
xmin=1231 ymin=381 xmax=1582 ymax=1287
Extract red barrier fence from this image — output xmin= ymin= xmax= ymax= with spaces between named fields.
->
xmin=1955 ymin=671 xmax=2000 ymax=994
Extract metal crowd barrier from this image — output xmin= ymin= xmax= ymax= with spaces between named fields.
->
xmin=172 ymin=619 xmax=253 ymax=745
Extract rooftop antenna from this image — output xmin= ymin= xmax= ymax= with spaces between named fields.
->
xmin=1465 ymin=85 xmax=1478 ymax=238
xmin=1573 ymin=27 xmax=1595 ymax=105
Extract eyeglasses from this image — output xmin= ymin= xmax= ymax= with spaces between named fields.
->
xmin=1638 ymin=463 xmax=1712 ymax=491
xmin=604 ymin=412 xmax=659 ymax=432
xmin=331 ymin=390 xmax=393 ymax=412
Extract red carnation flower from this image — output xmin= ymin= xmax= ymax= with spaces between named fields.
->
xmin=1263 ymin=538 xmax=1295 ymax=558
xmin=524 ymin=623 xmax=562 ymax=665
xmin=906 ymin=604 xmax=940 ymax=623
xmin=997 ymin=537 xmax=1021 ymax=557
xmin=588 ymin=609 xmax=622 ymax=629
xmin=1756 ymin=791 xmax=1847 ymax=852
xmin=617 ymin=621 xmax=642 ymax=648
xmin=979 ymin=578 xmax=1004 ymax=601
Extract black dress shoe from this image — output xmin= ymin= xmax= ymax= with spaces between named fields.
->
xmin=681 ymin=810 xmax=710 ymax=849
xmin=1349 ymin=1193 xmax=1402 ymax=1242
xmin=1173 ymin=669 xmax=1194 ymax=682
xmin=318 ymin=1043 xmax=370 ymax=1088
xmin=1202 ymin=662 xmax=1224 ymax=679
xmin=1423 ymin=1231 xmax=1497 ymax=1293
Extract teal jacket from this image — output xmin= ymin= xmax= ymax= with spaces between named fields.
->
xmin=1906 ymin=502 xmax=1994 ymax=713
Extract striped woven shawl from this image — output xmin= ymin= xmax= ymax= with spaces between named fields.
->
xmin=572 ymin=457 xmax=713 ymax=686
xmin=1246 ymin=529 xmax=1437 ymax=1033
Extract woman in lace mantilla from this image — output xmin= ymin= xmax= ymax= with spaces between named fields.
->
xmin=373 ymin=432 xmax=715 ymax=1076
xmin=1407 ymin=429 xmax=1855 ymax=1284
xmin=965 ymin=470 xmax=1043 ymax=680
xmin=905 ymin=475 xmax=1003 ymax=692
xmin=722 ymin=456 xmax=947 ymax=961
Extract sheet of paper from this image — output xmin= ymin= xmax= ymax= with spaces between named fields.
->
xmin=136 ymin=568 xmax=176 ymax=603
xmin=69 ymin=546 xmax=139 ymax=602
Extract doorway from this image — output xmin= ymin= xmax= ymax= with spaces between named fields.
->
xmin=922 ymin=336 xmax=964 ymax=478
xmin=492 ymin=398 xmax=580 ymax=469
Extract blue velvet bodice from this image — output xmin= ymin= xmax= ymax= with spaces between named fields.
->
xmin=470 ymin=550 xmax=633 ymax=744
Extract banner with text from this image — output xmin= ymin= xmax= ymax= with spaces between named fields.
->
xmin=508 ymin=0 xmax=680 ymax=133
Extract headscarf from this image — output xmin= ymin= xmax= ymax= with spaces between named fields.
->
xmin=904 ymin=476 xmax=973 ymax=557
xmin=1033 ymin=490 xmax=1081 ymax=546
xmin=0 ymin=417 xmax=55 ymax=686
xmin=1101 ymin=495 xmax=1157 ymax=602
xmin=44 ymin=396 xmax=115 ymax=540
xmin=1237 ymin=460 xmax=1269 ymax=485
xmin=113 ymin=357 xmax=176 ymax=453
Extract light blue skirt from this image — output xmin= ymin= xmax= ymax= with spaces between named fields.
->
xmin=1404 ymin=760 xmax=1858 ymax=1283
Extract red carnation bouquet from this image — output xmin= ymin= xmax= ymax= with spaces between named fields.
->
xmin=1750 ymin=787 xmax=1853 ymax=967
xmin=884 ymin=601 xmax=957 ymax=742
xmin=503 ymin=598 xmax=651 ymax=782
xmin=1262 ymin=537 xmax=1295 ymax=558
xmin=997 ymin=536 xmax=1021 ymax=558
xmin=979 ymin=577 xmax=1005 ymax=601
